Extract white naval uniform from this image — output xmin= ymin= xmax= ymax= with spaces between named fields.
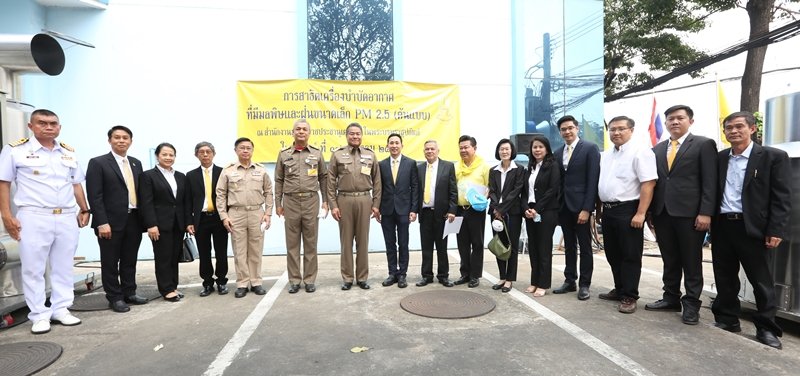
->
xmin=0 ymin=137 xmax=85 ymax=322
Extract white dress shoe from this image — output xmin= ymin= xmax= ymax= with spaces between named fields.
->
xmin=51 ymin=312 xmax=82 ymax=326
xmin=31 ymin=319 xmax=51 ymax=334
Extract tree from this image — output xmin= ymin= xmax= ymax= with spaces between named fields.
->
xmin=605 ymin=0 xmax=799 ymax=113
xmin=308 ymin=0 xmax=394 ymax=81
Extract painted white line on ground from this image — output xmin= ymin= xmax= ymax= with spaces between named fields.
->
xmin=179 ymin=276 xmax=280 ymax=289
xmin=450 ymin=250 xmax=655 ymax=376
xmin=203 ymin=271 xmax=289 ymax=376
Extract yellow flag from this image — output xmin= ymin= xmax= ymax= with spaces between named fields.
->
xmin=717 ymin=80 xmax=731 ymax=148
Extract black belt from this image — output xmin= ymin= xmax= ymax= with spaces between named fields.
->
xmin=602 ymin=200 xmax=638 ymax=209
xmin=127 ymin=208 xmax=138 ymax=214
xmin=201 ymin=211 xmax=218 ymax=216
xmin=720 ymin=213 xmax=744 ymax=220
xmin=422 ymin=207 xmax=435 ymax=211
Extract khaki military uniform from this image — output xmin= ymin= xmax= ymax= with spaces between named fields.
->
xmin=216 ymin=162 xmax=274 ymax=289
xmin=275 ymin=144 xmax=326 ymax=285
xmin=327 ymin=145 xmax=381 ymax=283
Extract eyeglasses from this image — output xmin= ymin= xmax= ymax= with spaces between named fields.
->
xmin=608 ymin=127 xmax=631 ymax=134
xmin=559 ymin=126 xmax=577 ymax=132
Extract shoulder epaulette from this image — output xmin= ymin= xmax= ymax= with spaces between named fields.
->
xmin=307 ymin=144 xmax=319 ymax=150
xmin=331 ymin=147 xmax=340 ymax=153
xmin=8 ymin=138 xmax=28 ymax=147
xmin=280 ymin=146 xmax=292 ymax=152
xmin=59 ymin=142 xmax=75 ymax=152
xmin=362 ymin=146 xmax=373 ymax=152
xmin=226 ymin=162 xmax=236 ymax=168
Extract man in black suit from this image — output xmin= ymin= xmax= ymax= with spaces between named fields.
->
xmin=416 ymin=140 xmax=457 ymax=287
xmin=711 ymin=111 xmax=791 ymax=350
xmin=552 ymin=115 xmax=600 ymax=300
xmin=86 ymin=125 xmax=148 ymax=313
xmin=378 ymin=134 xmax=419 ymax=289
xmin=645 ymin=105 xmax=717 ymax=325
xmin=185 ymin=142 xmax=229 ymax=297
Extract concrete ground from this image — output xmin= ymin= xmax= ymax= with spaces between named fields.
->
xmin=2 ymin=242 xmax=799 ymax=376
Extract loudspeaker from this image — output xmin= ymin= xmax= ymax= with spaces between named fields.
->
xmin=510 ymin=133 xmax=543 ymax=157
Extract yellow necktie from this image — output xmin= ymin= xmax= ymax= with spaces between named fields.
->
xmin=667 ymin=140 xmax=679 ymax=170
xmin=122 ymin=159 xmax=137 ymax=207
xmin=204 ymin=168 xmax=214 ymax=211
xmin=424 ymin=163 xmax=432 ymax=205
xmin=565 ymin=144 xmax=573 ymax=164
xmin=391 ymin=159 xmax=399 ymax=184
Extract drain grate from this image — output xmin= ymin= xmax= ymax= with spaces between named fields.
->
xmin=400 ymin=290 xmax=496 ymax=319
xmin=0 ymin=342 xmax=62 ymax=376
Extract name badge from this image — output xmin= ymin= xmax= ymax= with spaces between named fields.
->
xmin=361 ymin=166 xmax=371 ymax=175
xmin=307 ymin=168 xmax=318 ymax=177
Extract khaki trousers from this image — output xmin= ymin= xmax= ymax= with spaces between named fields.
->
xmin=337 ymin=195 xmax=371 ymax=282
xmin=284 ymin=194 xmax=320 ymax=284
xmin=229 ymin=207 xmax=264 ymax=288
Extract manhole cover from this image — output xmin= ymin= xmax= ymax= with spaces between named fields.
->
xmin=70 ymin=285 xmax=162 ymax=311
xmin=400 ymin=290 xmax=496 ymax=319
xmin=0 ymin=342 xmax=62 ymax=376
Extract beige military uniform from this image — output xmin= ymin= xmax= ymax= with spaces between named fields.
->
xmin=275 ymin=144 xmax=327 ymax=285
xmin=216 ymin=162 xmax=274 ymax=289
xmin=327 ymin=145 xmax=381 ymax=283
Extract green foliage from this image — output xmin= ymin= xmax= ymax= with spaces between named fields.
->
xmin=604 ymin=0 xmax=737 ymax=98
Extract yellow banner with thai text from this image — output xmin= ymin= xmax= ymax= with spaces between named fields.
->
xmin=236 ymin=79 xmax=460 ymax=163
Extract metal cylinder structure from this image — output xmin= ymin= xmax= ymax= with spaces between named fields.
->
xmin=0 ymin=33 xmax=65 ymax=76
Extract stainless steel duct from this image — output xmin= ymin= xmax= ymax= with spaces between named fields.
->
xmin=0 ymin=33 xmax=65 ymax=76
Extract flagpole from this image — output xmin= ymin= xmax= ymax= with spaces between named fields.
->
xmin=715 ymin=73 xmax=723 ymax=149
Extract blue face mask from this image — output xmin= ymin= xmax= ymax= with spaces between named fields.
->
xmin=466 ymin=187 xmax=488 ymax=211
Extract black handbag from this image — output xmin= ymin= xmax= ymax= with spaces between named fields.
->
xmin=487 ymin=220 xmax=512 ymax=261
xmin=179 ymin=234 xmax=199 ymax=263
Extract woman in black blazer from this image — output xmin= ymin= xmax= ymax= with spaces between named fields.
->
xmin=523 ymin=135 xmax=561 ymax=297
xmin=139 ymin=143 xmax=187 ymax=301
xmin=488 ymin=139 xmax=526 ymax=293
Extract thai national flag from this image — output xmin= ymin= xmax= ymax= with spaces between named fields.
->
xmin=648 ymin=97 xmax=664 ymax=146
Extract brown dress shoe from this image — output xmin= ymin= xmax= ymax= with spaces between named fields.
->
xmin=618 ymin=297 xmax=637 ymax=314
xmin=599 ymin=289 xmax=622 ymax=301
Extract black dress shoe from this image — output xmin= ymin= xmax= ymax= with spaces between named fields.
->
xmin=234 ymin=288 xmax=248 ymax=298
xmin=453 ymin=276 xmax=470 ymax=285
xmin=199 ymin=286 xmax=215 ymax=297
xmin=552 ymin=282 xmax=577 ymax=294
xmin=492 ymin=283 xmax=504 ymax=290
xmin=288 ymin=284 xmax=301 ymax=294
xmin=305 ymin=284 xmax=316 ymax=293
xmin=756 ymin=329 xmax=782 ymax=349
xmin=599 ymin=289 xmax=622 ymax=301
xmin=109 ymin=300 xmax=130 ymax=313
xmin=501 ymin=284 xmax=512 ymax=293
xmin=382 ymin=276 xmax=397 ymax=287
xmin=341 ymin=282 xmax=353 ymax=290
xmin=163 ymin=294 xmax=181 ymax=302
xmin=644 ymin=299 xmax=682 ymax=312
xmin=416 ymin=278 xmax=433 ymax=287
xmin=468 ymin=279 xmax=480 ymax=288
xmin=397 ymin=276 xmax=408 ymax=288
xmin=682 ymin=310 xmax=699 ymax=325
xmin=177 ymin=292 xmax=185 ymax=299
xmin=218 ymin=285 xmax=229 ymax=295
xmin=357 ymin=281 xmax=370 ymax=290
xmin=124 ymin=295 xmax=148 ymax=305
xmin=438 ymin=279 xmax=454 ymax=287
xmin=713 ymin=322 xmax=742 ymax=333
xmin=577 ymin=286 xmax=590 ymax=300
xmin=251 ymin=285 xmax=266 ymax=295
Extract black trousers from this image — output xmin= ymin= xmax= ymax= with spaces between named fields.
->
xmin=601 ymin=202 xmax=643 ymax=299
xmin=98 ymin=211 xmax=143 ymax=302
xmin=558 ymin=207 xmax=594 ymax=287
xmin=527 ymin=209 xmax=558 ymax=289
xmin=152 ymin=225 xmax=181 ymax=297
xmin=381 ymin=212 xmax=410 ymax=277
xmin=652 ymin=212 xmax=704 ymax=310
xmin=196 ymin=212 xmax=229 ymax=287
xmin=493 ymin=214 xmax=521 ymax=281
xmin=419 ymin=208 xmax=449 ymax=280
xmin=456 ymin=207 xmax=486 ymax=280
xmin=711 ymin=216 xmax=781 ymax=335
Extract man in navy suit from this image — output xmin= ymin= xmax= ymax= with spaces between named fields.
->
xmin=645 ymin=105 xmax=717 ymax=325
xmin=552 ymin=115 xmax=600 ymax=300
xmin=86 ymin=125 xmax=148 ymax=313
xmin=378 ymin=134 xmax=419 ymax=288
xmin=185 ymin=142 xmax=229 ymax=297
xmin=711 ymin=111 xmax=791 ymax=349
xmin=416 ymin=140 xmax=457 ymax=287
